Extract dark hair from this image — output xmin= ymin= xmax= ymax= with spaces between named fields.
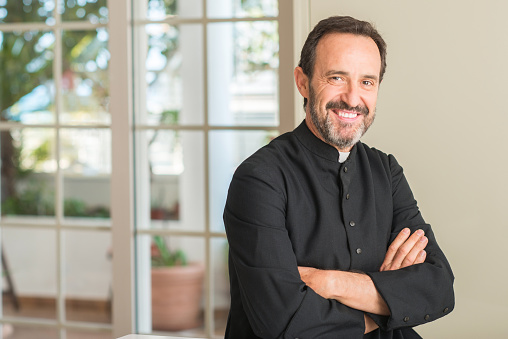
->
xmin=298 ymin=16 xmax=387 ymax=108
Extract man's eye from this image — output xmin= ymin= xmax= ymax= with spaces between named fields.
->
xmin=362 ymin=80 xmax=374 ymax=86
xmin=330 ymin=76 xmax=344 ymax=82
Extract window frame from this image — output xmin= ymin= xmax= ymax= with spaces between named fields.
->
xmin=0 ymin=1 xmax=114 ymax=338
xmin=0 ymin=0 xmax=303 ymax=337
xmin=126 ymin=1 xmax=299 ymax=338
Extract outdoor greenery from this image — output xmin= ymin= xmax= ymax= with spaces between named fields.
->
xmin=0 ymin=0 xmax=279 ymax=217
xmin=151 ymin=234 xmax=187 ymax=267
xmin=0 ymin=0 xmax=110 ymax=217
xmin=0 ymin=181 xmax=110 ymax=217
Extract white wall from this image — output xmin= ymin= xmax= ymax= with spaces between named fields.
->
xmin=304 ymin=1 xmax=508 ymax=338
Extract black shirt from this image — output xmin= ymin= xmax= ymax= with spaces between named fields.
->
xmin=224 ymin=121 xmax=454 ymax=338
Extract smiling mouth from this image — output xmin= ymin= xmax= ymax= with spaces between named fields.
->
xmin=326 ymin=101 xmax=369 ymax=117
xmin=331 ymin=109 xmax=360 ymax=120
xmin=337 ymin=111 xmax=358 ymax=119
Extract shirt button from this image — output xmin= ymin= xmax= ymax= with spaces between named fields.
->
xmin=349 ymin=221 xmax=355 ymax=227
xmin=443 ymin=307 xmax=449 ymax=313
xmin=356 ymin=248 xmax=362 ymax=254
xmin=344 ymin=166 xmax=348 ymax=173
xmin=403 ymin=316 xmax=410 ymax=322
xmin=424 ymin=314 xmax=430 ymax=321
xmin=346 ymin=193 xmax=350 ymax=200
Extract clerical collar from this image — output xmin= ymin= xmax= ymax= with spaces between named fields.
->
xmin=294 ymin=120 xmax=357 ymax=163
xmin=338 ymin=152 xmax=350 ymax=163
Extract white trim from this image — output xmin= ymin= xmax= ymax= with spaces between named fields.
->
xmin=278 ymin=0 xmax=295 ymax=133
xmin=109 ymin=0 xmax=135 ymax=337
xmin=0 ymin=21 xmax=107 ymax=32
xmin=201 ymin=1 xmax=213 ymax=335
xmin=292 ymin=0 xmax=311 ymax=128
xmin=0 ymin=124 xmax=111 ymax=130
xmin=133 ymin=16 xmax=279 ymax=25
xmin=133 ymin=125 xmax=280 ymax=130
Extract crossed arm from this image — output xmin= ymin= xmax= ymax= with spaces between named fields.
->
xmin=298 ymin=227 xmax=429 ymax=334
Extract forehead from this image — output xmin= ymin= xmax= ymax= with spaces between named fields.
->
xmin=314 ymin=33 xmax=381 ymax=76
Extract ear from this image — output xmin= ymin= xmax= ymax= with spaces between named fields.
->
xmin=294 ymin=67 xmax=309 ymax=99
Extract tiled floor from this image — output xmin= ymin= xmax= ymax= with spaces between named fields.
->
xmin=2 ymin=296 xmax=112 ymax=339
xmin=2 ymin=297 xmax=227 ymax=339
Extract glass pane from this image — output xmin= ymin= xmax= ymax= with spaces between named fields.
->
xmin=136 ymin=234 xmax=205 ymax=334
xmin=61 ymin=0 xmax=108 ymax=23
xmin=135 ymin=0 xmax=202 ymax=20
xmin=207 ymin=0 xmax=278 ymax=18
xmin=135 ymin=24 xmax=204 ymax=126
xmin=0 ymin=31 xmax=55 ymax=124
xmin=60 ymin=128 xmax=111 ymax=219
xmin=136 ymin=130 xmax=204 ymax=231
xmin=208 ymin=21 xmax=279 ymax=126
xmin=1 ymin=129 xmax=56 ymax=218
xmin=212 ymin=237 xmax=229 ymax=337
xmin=61 ymin=29 xmax=110 ymax=125
xmin=0 ymin=0 xmax=55 ymax=24
xmin=64 ymin=230 xmax=112 ymax=323
xmin=2 ymin=228 xmax=57 ymax=320
xmin=209 ymin=130 xmax=276 ymax=232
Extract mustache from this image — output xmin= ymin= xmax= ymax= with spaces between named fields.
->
xmin=325 ymin=100 xmax=369 ymax=115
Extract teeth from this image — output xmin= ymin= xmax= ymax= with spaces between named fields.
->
xmin=338 ymin=111 xmax=358 ymax=119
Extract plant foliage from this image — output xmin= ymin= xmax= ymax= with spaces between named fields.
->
xmin=151 ymin=235 xmax=187 ymax=267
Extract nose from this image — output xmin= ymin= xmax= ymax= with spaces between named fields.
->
xmin=342 ymin=83 xmax=361 ymax=108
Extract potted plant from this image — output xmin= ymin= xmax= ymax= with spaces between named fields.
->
xmin=150 ymin=235 xmax=205 ymax=331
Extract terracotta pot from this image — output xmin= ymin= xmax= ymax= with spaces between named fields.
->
xmin=151 ymin=263 xmax=205 ymax=331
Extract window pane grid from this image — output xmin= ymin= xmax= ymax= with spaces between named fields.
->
xmin=133 ymin=124 xmax=279 ymax=130
xmin=0 ymin=222 xmax=110 ymax=230
xmin=133 ymin=15 xmax=280 ymax=25
xmin=0 ymin=0 xmax=112 ymax=336
xmin=0 ymin=123 xmax=111 ymax=129
xmin=0 ymin=21 xmax=106 ymax=32
xmin=133 ymin=0 xmax=281 ymax=337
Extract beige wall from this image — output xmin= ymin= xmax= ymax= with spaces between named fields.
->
xmin=298 ymin=1 xmax=508 ymax=338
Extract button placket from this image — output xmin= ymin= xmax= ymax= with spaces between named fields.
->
xmin=340 ymin=160 xmax=362 ymax=260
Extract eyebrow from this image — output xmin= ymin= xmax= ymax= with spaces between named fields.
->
xmin=324 ymin=70 xmax=379 ymax=81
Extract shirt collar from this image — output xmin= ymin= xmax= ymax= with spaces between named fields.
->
xmin=294 ymin=120 xmax=358 ymax=163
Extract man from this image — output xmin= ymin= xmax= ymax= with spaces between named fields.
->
xmin=223 ymin=16 xmax=454 ymax=338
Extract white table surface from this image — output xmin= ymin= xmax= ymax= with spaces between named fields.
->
xmin=118 ymin=335 xmax=205 ymax=339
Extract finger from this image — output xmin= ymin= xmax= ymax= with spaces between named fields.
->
xmin=413 ymin=250 xmax=427 ymax=265
xmin=399 ymin=236 xmax=428 ymax=268
xmin=380 ymin=228 xmax=410 ymax=270
xmin=388 ymin=230 xmax=425 ymax=270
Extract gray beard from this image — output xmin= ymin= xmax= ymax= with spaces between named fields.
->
xmin=310 ymin=108 xmax=364 ymax=149
xmin=308 ymin=90 xmax=374 ymax=150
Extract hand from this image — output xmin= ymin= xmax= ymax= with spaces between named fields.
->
xmin=380 ymin=228 xmax=428 ymax=271
xmin=364 ymin=314 xmax=379 ymax=334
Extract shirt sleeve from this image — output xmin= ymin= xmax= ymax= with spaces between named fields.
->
xmin=365 ymin=154 xmax=455 ymax=331
xmin=224 ymin=160 xmax=366 ymax=338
